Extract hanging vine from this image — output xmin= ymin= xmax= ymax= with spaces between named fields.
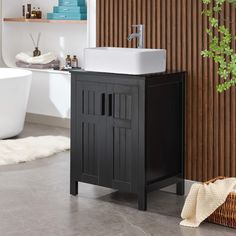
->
xmin=202 ymin=0 xmax=236 ymax=92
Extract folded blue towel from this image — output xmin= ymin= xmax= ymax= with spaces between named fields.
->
xmin=53 ymin=6 xmax=87 ymax=13
xmin=58 ymin=0 xmax=86 ymax=7
xmin=47 ymin=12 xmax=87 ymax=20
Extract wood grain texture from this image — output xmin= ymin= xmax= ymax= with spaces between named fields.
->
xmin=96 ymin=0 xmax=236 ymax=181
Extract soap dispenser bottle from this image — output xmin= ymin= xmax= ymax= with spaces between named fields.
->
xmin=71 ymin=55 xmax=78 ymax=68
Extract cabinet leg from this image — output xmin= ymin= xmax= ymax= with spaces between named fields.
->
xmin=70 ymin=180 xmax=78 ymax=196
xmin=176 ymin=180 xmax=185 ymax=196
xmin=138 ymin=191 xmax=147 ymax=211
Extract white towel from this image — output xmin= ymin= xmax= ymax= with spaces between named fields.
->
xmin=180 ymin=178 xmax=236 ymax=227
xmin=15 ymin=52 xmax=57 ymax=65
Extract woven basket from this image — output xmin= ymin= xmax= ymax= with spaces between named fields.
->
xmin=205 ymin=176 xmax=236 ymax=229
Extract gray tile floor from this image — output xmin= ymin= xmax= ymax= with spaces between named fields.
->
xmin=0 ymin=122 xmax=235 ymax=236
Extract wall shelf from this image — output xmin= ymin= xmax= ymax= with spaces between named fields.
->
xmin=3 ymin=18 xmax=87 ymax=24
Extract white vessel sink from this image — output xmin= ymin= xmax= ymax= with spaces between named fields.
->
xmin=84 ymin=47 xmax=166 ymax=75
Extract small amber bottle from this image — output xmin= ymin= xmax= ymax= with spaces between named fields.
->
xmin=36 ymin=8 xmax=42 ymax=19
xmin=65 ymin=55 xmax=72 ymax=67
xmin=27 ymin=4 xmax=31 ymax=18
xmin=71 ymin=55 xmax=78 ymax=68
xmin=22 ymin=5 xmax=25 ymax=18
xmin=31 ymin=7 xmax=37 ymax=18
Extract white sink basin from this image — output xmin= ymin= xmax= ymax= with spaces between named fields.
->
xmin=84 ymin=47 xmax=166 ymax=75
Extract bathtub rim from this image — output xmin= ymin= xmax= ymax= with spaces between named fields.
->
xmin=0 ymin=68 xmax=32 ymax=80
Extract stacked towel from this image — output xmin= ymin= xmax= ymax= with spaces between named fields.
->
xmin=180 ymin=177 xmax=236 ymax=227
xmin=47 ymin=0 xmax=87 ymax=20
xmin=16 ymin=60 xmax=60 ymax=69
xmin=15 ymin=52 xmax=60 ymax=69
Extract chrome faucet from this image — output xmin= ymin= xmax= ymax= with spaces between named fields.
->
xmin=127 ymin=24 xmax=145 ymax=48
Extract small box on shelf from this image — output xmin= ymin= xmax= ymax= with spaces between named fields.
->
xmin=59 ymin=0 xmax=86 ymax=6
xmin=48 ymin=0 xmax=87 ymax=21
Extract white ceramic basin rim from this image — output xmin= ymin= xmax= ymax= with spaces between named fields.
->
xmin=84 ymin=47 xmax=166 ymax=75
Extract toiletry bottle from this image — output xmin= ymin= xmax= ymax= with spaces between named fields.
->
xmin=27 ymin=4 xmax=31 ymax=18
xmin=22 ymin=5 xmax=25 ymax=18
xmin=31 ymin=7 xmax=37 ymax=18
xmin=65 ymin=55 xmax=72 ymax=67
xmin=26 ymin=12 xmax=30 ymax=19
xmin=71 ymin=55 xmax=78 ymax=68
xmin=33 ymin=47 xmax=41 ymax=57
xmin=36 ymin=8 xmax=42 ymax=19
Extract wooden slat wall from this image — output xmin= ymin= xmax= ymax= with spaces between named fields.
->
xmin=96 ymin=0 xmax=236 ymax=182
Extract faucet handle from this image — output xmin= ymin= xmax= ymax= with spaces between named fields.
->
xmin=132 ymin=24 xmax=143 ymax=28
xmin=131 ymin=24 xmax=145 ymax=32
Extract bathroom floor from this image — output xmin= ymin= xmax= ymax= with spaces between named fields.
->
xmin=0 ymin=123 xmax=235 ymax=236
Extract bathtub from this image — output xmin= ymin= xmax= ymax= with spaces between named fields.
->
xmin=0 ymin=68 xmax=32 ymax=139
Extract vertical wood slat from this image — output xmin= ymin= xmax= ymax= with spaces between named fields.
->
xmin=127 ymin=0 xmax=132 ymax=48
xmin=207 ymin=1 xmax=214 ymax=180
xmin=230 ymin=3 xmax=236 ymax=177
xmin=109 ymin=0 xmax=114 ymax=46
xmin=192 ymin=0 xmax=198 ymax=181
xmin=147 ymin=0 xmax=151 ymax=48
xmin=96 ymin=0 xmax=236 ymax=181
xmin=114 ymin=0 xmax=118 ymax=47
xmin=225 ymin=2 xmax=230 ymax=177
xmin=118 ymin=0 xmax=123 ymax=46
xmin=171 ymin=0 xmax=177 ymax=70
xmin=100 ymin=0 xmax=105 ymax=47
xmin=156 ymin=0 xmax=161 ymax=48
xmin=105 ymin=0 xmax=109 ymax=46
xmin=123 ymin=0 xmax=128 ymax=48
xmin=166 ymin=0 xmax=171 ymax=70
xmin=132 ymin=0 xmax=137 ymax=48
xmin=219 ymin=5 xmax=225 ymax=177
xmin=142 ymin=0 xmax=147 ymax=48
xmin=197 ymin=0 xmax=203 ymax=181
xmin=96 ymin=0 xmax=100 ymax=46
xmin=187 ymin=0 xmax=193 ymax=180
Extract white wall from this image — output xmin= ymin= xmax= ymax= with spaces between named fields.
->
xmin=87 ymin=0 xmax=96 ymax=47
xmin=0 ymin=0 xmax=6 ymax=67
xmin=0 ymin=0 xmax=96 ymax=119
xmin=2 ymin=0 xmax=88 ymax=68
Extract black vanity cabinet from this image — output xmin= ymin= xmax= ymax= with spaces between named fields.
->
xmin=70 ymin=71 xmax=186 ymax=211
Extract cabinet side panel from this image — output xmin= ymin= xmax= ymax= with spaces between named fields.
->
xmin=147 ymin=81 xmax=182 ymax=183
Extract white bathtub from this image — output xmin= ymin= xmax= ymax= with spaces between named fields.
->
xmin=0 ymin=68 xmax=32 ymax=139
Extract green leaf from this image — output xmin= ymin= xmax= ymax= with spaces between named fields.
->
xmin=201 ymin=0 xmax=236 ymax=92
xmin=203 ymin=0 xmax=211 ymax=4
xmin=209 ymin=17 xmax=219 ymax=27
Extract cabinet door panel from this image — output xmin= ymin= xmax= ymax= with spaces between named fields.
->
xmin=107 ymin=85 xmax=139 ymax=193
xmin=72 ymin=81 xmax=107 ymax=186
xmin=82 ymin=122 xmax=97 ymax=176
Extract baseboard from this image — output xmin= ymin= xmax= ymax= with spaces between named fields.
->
xmin=25 ymin=113 xmax=70 ymax=129
xmin=161 ymin=179 xmax=196 ymax=196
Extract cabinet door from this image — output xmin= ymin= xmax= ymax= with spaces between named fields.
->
xmin=107 ymin=84 xmax=139 ymax=193
xmin=72 ymin=81 xmax=107 ymax=186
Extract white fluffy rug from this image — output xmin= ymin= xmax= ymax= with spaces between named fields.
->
xmin=0 ymin=136 xmax=70 ymax=165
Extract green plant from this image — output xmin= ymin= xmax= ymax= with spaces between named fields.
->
xmin=201 ymin=0 xmax=236 ymax=92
